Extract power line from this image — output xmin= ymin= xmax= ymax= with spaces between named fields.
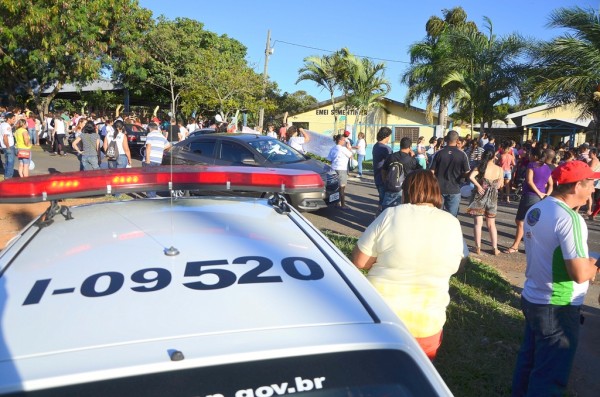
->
xmin=272 ymin=39 xmax=411 ymax=64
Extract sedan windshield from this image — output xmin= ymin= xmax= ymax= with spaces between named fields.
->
xmin=248 ymin=139 xmax=306 ymax=164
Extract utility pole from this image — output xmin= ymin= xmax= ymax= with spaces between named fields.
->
xmin=258 ymin=30 xmax=273 ymax=130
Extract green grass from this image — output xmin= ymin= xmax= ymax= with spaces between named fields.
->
xmin=323 ymin=230 xmax=524 ymax=397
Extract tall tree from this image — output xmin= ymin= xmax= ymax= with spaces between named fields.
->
xmin=402 ymin=7 xmax=477 ymax=129
xmin=443 ymin=18 xmax=527 ymax=134
xmin=531 ymin=7 xmax=600 ymax=144
xmin=297 ymin=54 xmax=339 ymax=133
xmin=183 ymin=49 xmax=266 ymax=123
xmin=345 ymin=56 xmax=390 ymax=127
xmin=139 ymin=17 xmax=246 ymax=120
xmin=0 ymin=0 xmax=151 ymax=117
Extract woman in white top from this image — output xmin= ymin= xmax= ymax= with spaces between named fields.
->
xmin=266 ymin=124 xmax=277 ymax=138
xmin=327 ymin=134 xmax=353 ymax=210
xmin=352 ymin=132 xmax=366 ymax=177
xmin=286 ymin=126 xmax=310 ymax=153
xmin=186 ymin=117 xmax=199 ymax=134
xmin=103 ymin=120 xmax=131 ymax=169
xmin=178 ymin=121 xmax=189 ymax=141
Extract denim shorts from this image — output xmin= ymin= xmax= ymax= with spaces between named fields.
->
xmin=503 ymin=170 xmax=512 ymax=180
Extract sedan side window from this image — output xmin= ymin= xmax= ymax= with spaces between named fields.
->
xmin=219 ymin=142 xmax=255 ymax=165
xmin=190 ymin=141 xmax=216 ymax=156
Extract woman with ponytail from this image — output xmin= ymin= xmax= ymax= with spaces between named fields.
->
xmin=467 ymin=149 xmax=504 ymax=255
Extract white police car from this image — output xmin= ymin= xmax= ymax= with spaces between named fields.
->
xmin=0 ymin=166 xmax=453 ymax=396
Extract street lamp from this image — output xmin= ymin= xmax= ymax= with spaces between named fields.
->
xmin=258 ymin=30 xmax=273 ymax=129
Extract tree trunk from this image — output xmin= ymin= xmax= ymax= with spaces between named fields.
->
xmin=437 ymin=97 xmax=448 ymax=132
xmin=470 ymin=107 xmax=474 ymax=136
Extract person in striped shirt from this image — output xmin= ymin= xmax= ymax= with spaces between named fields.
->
xmin=143 ymin=122 xmax=171 ymax=198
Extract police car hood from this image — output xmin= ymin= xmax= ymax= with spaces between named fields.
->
xmin=0 ymin=198 xmax=377 ymax=361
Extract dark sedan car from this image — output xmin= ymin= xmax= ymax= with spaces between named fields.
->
xmin=125 ymin=123 xmax=149 ymax=155
xmin=166 ymin=133 xmax=340 ymax=211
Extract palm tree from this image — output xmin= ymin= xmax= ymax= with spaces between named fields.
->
xmin=345 ymin=57 xmax=390 ymax=128
xmin=402 ymin=7 xmax=477 ymax=129
xmin=531 ymin=7 xmax=600 ymax=144
xmin=297 ymin=54 xmax=339 ymax=133
xmin=442 ymin=18 xmax=528 ymax=134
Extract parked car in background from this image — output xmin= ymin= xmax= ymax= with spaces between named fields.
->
xmin=166 ymin=134 xmax=340 ymax=211
xmin=188 ymin=128 xmax=218 ymax=137
xmin=125 ymin=123 xmax=149 ymax=156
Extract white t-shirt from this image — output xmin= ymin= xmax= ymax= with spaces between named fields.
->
xmin=327 ymin=145 xmax=352 ymax=171
xmin=186 ymin=123 xmax=199 ymax=132
xmin=0 ymin=122 xmax=14 ymax=148
xmin=355 ymin=138 xmax=366 ymax=155
xmin=523 ymin=196 xmax=590 ymax=305
xmin=288 ymin=136 xmax=305 ymax=153
xmin=54 ymin=118 xmax=65 ymax=135
xmin=357 ymin=204 xmax=464 ymax=337
xmin=106 ymin=132 xmax=126 ymax=157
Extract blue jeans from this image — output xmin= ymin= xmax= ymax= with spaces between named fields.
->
xmin=511 ymin=297 xmax=581 ymax=397
xmin=82 ymin=155 xmax=100 ymax=171
xmin=382 ymin=190 xmax=402 ymax=210
xmin=357 ymin=154 xmax=365 ymax=175
xmin=28 ymin=128 xmax=37 ymax=145
xmin=3 ymin=146 xmax=16 ymax=179
xmin=108 ymin=154 xmax=128 ymax=169
xmin=376 ymin=183 xmax=386 ymax=206
xmin=441 ymin=193 xmax=461 ymax=217
xmin=143 ymin=161 xmax=161 ymax=197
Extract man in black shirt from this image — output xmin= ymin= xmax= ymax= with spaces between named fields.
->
xmin=372 ymin=127 xmax=392 ymax=212
xmin=430 ymin=130 xmax=470 ymax=217
xmin=381 ymin=137 xmax=422 ymax=209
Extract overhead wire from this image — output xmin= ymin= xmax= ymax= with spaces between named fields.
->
xmin=272 ymin=39 xmax=411 ymax=64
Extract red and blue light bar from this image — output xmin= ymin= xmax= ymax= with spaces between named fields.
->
xmin=0 ymin=166 xmax=324 ymax=203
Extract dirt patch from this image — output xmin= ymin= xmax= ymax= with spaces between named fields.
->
xmin=0 ymin=199 xmax=106 ymax=249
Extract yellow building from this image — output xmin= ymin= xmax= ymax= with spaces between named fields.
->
xmin=506 ymin=103 xmax=592 ymax=147
xmin=287 ymin=97 xmax=441 ymax=147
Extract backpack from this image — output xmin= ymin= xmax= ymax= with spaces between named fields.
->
xmin=384 ymin=161 xmax=405 ymax=192
xmin=106 ymin=137 xmax=120 ymax=160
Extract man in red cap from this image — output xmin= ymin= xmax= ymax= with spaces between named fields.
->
xmin=512 ymin=160 xmax=600 ymax=396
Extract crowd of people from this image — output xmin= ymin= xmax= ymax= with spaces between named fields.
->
xmin=0 ymin=106 xmax=236 ymax=179
xmin=2 ymin=106 xmax=599 ymax=394
xmin=365 ymin=126 xmax=599 ymax=395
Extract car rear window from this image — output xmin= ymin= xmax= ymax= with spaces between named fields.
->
xmin=248 ymin=139 xmax=306 ymax=164
xmin=11 ymin=350 xmax=439 ymax=396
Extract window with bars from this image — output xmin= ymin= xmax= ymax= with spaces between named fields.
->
xmin=394 ymin=127 xmax=420 ymax=143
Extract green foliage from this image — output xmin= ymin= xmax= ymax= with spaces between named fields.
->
xmin=530 ymin=6 xmax=600 ymax=143
xmin=0 ymin=0 xmax=151 ymax=116
xmin=436 ymin=259 xmax=523 ymax=396
xmin=402 ymin=7 xmax=476 ymax=126
xmin=184 ymin=49 xmax=265 ymax=122
xmin=442 ymin=18 xmax=528 ymax=133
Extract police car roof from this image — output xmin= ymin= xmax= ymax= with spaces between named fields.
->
xmin=0 ymin=196 xmax=425 ymax=393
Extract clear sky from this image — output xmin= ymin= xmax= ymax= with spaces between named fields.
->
xmin=139 ymin=0 xmax=599 ymax=109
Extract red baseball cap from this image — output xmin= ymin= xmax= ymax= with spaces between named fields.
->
xmin=343 ymin=130 xmax=350 ymax=137
xmin=551 ymin=160 xmax=600 ymax=185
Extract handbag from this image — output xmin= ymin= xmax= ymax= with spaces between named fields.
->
xmin=17 ymin=149 xmax=31 ymax=159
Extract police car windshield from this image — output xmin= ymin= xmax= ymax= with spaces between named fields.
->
xmin=16 ymin=350 xmax=438 ymax=396
xmin=248 ymin=139 xmax=306 ymax=164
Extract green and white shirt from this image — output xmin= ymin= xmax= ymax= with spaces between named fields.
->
xmin=523 ymin=196 xmax=589 ymax=305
